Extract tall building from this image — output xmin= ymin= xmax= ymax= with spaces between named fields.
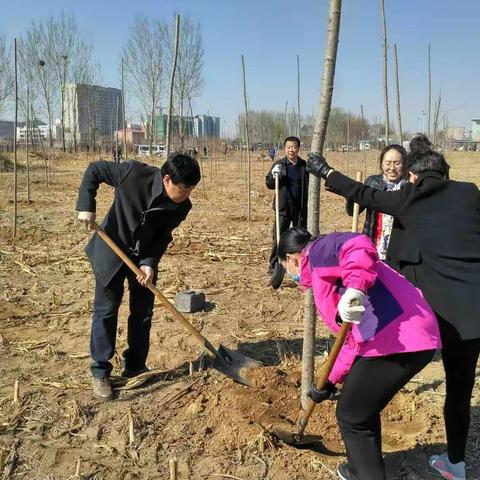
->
xmin=194 ymin=115 xmax=220 ymax=138
xmin=472 ymin=119 xmax=480 ymax=141
xmin=64 ymin=83 xmax=123 ymax=145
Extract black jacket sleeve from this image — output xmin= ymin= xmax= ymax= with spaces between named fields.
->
xmin=326 ymin=171 xmax=407 ymax=217
xmin=76 ymin=161 xmax=133 ymax=212
xmin=138 ymin=230 xmax=173 ymax=269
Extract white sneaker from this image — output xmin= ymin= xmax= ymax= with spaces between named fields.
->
xmin=429 ymin=453 xmax=466 ymax=480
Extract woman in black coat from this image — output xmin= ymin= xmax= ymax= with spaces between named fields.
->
xmin=307 ymin=137 xmax=479 ymax=480
xmin=346 ymin=144 xmax=407 ymax=260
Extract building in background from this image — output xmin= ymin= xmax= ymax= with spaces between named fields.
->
xmin=16 ymin=120 xmax=50 ymax=144
xmin=472 ymin=119 xmax=480 ymax=141
xmin=115 ymin=123 xmax=146 ymax=147
xmin=0 ymin=120 xmax=14 ymax=140
xmin=446 ymin=126 xmax=465 ymax=141
xmin=194 ymin=114 xmax=220 ymax=138
xmin=64 ymin=83 xmax=123 ymax=146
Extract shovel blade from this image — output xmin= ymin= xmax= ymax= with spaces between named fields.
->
xmin=271 ymin=428 xmax=323 ymax=447
xmin=213 ymin=344 xmax=262 ymax=387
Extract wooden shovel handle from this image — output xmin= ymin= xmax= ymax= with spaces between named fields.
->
xmin=297 ymin=321 xmax=351 ymax=434
xmin=274 ymin=172 xmax=281 ymax=246
xmin=92 ymin=223 xmax=217 ymax=355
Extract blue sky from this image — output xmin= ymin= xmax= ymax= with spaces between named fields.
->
xmin=2 ymin=0 xmax=479 ymax=135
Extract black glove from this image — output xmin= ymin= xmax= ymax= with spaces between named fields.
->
xmin=306 ymin=153 xmax=332 ymax=179
xmin=307 ymin=380 xmax=336 ymax=404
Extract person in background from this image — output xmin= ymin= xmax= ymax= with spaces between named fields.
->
xmin=278 ymin=227 xmax=440 ymax=480
xmin=76 ymin=154 xmax=201 ymax=400
xmin=268 ymin=145 xmax=276 ymax=162
xmin=307 ymin=135 xmax=479 ymax=480
xmin=346 ymin=145 xmax=407 ymax=259
xmin=265 ymin=136 xmax=308 ymax=288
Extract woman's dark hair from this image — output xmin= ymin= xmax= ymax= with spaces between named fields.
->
xmin=407 ymin=134 xmax=450 ymax=178
xmin=277 ymin=227 xmax=312 ymax=261
xmin=379 ymin=144 xmax=407 ymax=173
xmin=161 ymin=153 xmax=201 ymax=187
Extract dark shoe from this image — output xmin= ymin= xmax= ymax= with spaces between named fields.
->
xmin=270 ymin=262 xmax=285 ymax=289
xmin=92 ymin=376 xmax=113 ymax=400
xmin=337 ymin=463 xmax=357 ymax=480
xmin=121 ymin=366 xmax=149 ymax=378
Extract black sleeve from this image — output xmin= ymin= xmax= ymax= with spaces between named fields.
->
xmin=76 ymin=161 xmax=133 ymax=212
xmin=326 ymin=171 xmax=407 ymax=217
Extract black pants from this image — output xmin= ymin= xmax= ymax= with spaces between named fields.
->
xmin=437 ymin=315 xmax=480 ymax=463
xmin=268 ymin=210 xmax=306 ymax=270
xmin=336 ymin=350 xmax=435 ymax=480
xmin=90 ymin=265 xmax=155 ymax=378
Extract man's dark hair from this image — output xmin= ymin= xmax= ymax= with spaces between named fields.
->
xmin=161 ymin=153 xmax=201 ymax=187
xmin=277 ymin=227 xmax=314 ymax=261
xmin=407 ymin=134 xmax=450 ymax=179
xmin=379 ymin=144 xmax=407 ymax=173
xmin=284 ymin=136 xmax=300 ymax=148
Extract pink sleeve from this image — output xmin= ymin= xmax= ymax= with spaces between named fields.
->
xmin=328 ymin=334 xmax=358 ymax=384
xmin=339 ymin=235 xmax=378 ymax=293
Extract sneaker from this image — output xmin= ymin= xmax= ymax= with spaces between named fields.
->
xmin=429 ymin=453 xmax=466 ymax=480
xmin=337 ymin=462 xmax=357 ymax=480
xmin=92 ymin=376 xmax=113 ymax=400
xmin=121 ymin=366 xmax=149 ymax=378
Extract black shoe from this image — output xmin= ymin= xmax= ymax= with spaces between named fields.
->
xmin=270 ymin=262 xmax=285 ymax=289
xmin=337 ymin=463 xmax=357 ymax=480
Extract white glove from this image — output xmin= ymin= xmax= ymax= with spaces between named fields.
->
xmin=78 ymin=211 xmax=96 ymax=232
xmin=272 ymin=164 xmax=284 ymax=176
xmin=337 ymin=288 xmax=366 ymax=324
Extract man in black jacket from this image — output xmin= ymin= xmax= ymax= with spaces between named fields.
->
xmin=76 ymin=154 xmax=200 ymax=399
xmin=265 ymin=136 xmax=308 ymax=286
xmin=307 ymin=142 xmax=479 ymax=480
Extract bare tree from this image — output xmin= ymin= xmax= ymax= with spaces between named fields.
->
xmin=13 ymin=38 xmax=18 ymax=239
xmin=241 ymin=55 xmax=251 ymax=222
xmin=163 ymin=16 xmax=204 ymax=150
xmin=427 ymin=42 xmax=432 ymax=138
xmin=301 ymin=0 xmax=342 ymax=410
xmin=123 ymin=16 xmax=166 ymax=151
xmin=297 ymin=54 xmax=301 ymax=137
xmin=380 ymin=0 xmax=390 ymax=144
xmin=433 ymin=90 xmax=442 ymax=145
xmin=0 ymin=34 xmax=13 ymax=117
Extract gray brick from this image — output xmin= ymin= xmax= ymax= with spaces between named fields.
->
xmin=174 ymin=290 xmax=206 ymax=313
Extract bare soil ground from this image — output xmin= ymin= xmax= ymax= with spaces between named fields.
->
xmin=1 ymin=150 xmax=479 ymax=479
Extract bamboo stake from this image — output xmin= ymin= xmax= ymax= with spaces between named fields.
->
xmin=26 ymin=85 xmax=30 ymax=204
xmin=13 ymin=38 xmax=18 ymax=239
xmin=393 ymin=44 xmax=403 ymax=144
xmin=297 ymin=54 xmax=301 ymax=137
xmin=352 ymin=172 xmax=362 ymax=232
xmin=0 ymin=449 xmax=4 ymax=472
xmin=380 ymin=0 xmax=390 ymax=145
xmin=13 ymin=380 xmax=19 ymax=404
xmin=360 ymin=104 xmax=367 ymax=175
xmin=241 ymin=54 xmax=251 ymax=222
xmin=169 ymin=457 xmax=178 ymax=480
xmin=346 ymin=110 xmax=350 ymax=175
xmin=166 ymin=15 xmax=180 ymax=158
xmin=74 ymin=458 xmax=81 ymax=478
xmin=127 ymin=407 xmax=135 ymax=445
xmin=301 ymin=0 xmax=342 ymax=409
xmin=121 ymin=59 xmax=127 ymax=160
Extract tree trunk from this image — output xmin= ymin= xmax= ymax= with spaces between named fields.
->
xmin=393 ymin=44 xmax=403 ymax=144
xmin=13 ymin=38 xmax=18 ymax=239
xmin=427 ymin=42 xmax=432 ymax=138
xmin=121 ymin=58 xmax=128 ymax=159
xmin=301 ymin=0 xmax=342 ymax=409
xmin=241 ymin=54 xmax=251 ymax=222
xmin=166 ymin=15 xmax=180 ymax=158
xmin=380 ymin=0 xmax=389 ymax=145
xmin=297 ymin=54 xmax=301 ymax=137
xmin=26 ymin=85 xmax=30 ymax=204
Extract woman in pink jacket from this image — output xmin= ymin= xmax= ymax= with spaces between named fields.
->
xmin=277 ymin=228 xmax=441 ymax=480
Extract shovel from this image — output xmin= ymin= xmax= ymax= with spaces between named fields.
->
xmin=271 ymin=321 xmax=351 ymax=445
xmin=270 ymin=170 xmax=285 ymax=288
xmin=91 ymin=222 xmax=262 ymax=387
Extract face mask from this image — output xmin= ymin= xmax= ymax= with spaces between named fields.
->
xmin=287 ymin=270 xmax=300 ymax=282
